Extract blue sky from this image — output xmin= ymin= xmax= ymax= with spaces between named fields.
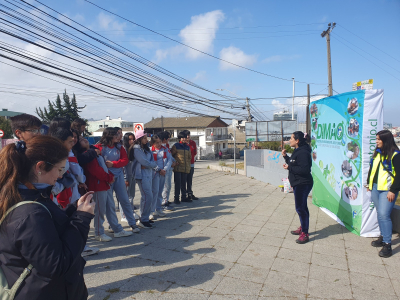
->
xmin=0 ymin=0 xmax=399 ymax=125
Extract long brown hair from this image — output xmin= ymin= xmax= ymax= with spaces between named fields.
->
xmin=98 ymin=127 xmax=119 ymax=147
xmin=373 ymin=130 xmax=399 ymax=159
xmin=0 ymin=135 xmax=69 ymax=220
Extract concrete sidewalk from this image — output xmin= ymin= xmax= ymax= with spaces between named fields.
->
xmin=84 ymin=168 xmax=400 ymax=300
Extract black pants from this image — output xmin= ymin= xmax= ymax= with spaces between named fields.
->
xmin=293 ymin=184 xmax=313 ymax=234
xmin=174 ymin=172 xmax=187 ymax=201
xmin=187 ymin=166 xmax=194 ymax=195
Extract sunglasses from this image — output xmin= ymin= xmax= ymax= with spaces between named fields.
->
xmin=24 ymin=129 xmax=40 ymax=134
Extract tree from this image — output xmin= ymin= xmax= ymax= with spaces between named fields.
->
xmin=36 ymin=90 xmax=86 ymax=123
xmin=0 ymin=117 xmax=14 ymax=139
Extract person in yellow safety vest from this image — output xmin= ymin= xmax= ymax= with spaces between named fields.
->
xmin=367 ymin=130 xmax=400 ymax=258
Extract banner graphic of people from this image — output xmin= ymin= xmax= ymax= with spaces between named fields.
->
xmin=310 ymin=90 xmax=383 ymax=236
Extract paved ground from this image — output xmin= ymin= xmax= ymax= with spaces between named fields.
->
xmin=84 ymin=168 xmax=400 ymax=300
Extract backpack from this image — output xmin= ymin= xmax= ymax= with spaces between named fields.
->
xmin=0 ymin=201 xmax=51 ymax=300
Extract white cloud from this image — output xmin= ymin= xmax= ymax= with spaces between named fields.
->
xmin=130 ymin=37 xmax=159 ymax=52
xmin=262 ymin=54 xmax=300 ymax=64
xmin=219 ymin=46 xmax=257 ymax=70
xmin=97 ymin=12 xmax=126 ymax=33
xmin=179 ymin=10 xmax=225 ymax=59
xmin=271 ymin=99 xmax=287 ymax=111
xmin=153 ymin=10 xmax=224 ymax=63
xmin=193 ymin=70 xmax=206 ymax=81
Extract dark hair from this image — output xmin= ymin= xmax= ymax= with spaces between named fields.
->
xmin=123 ymin=132 xmax=135 ymax=161
xmin=49 ymin=117 xmax=71 ymax=135
xmin=164 ymin=131 xmax=171 ymax=139
xmin=73 ymin=137 xmax=85 ymax=155
xmin=374 ymin=130 xmax=399 ymax=159
xmin=114 ymin=127 xmax=122 ymax=131
xmin=0 ymin=135 xmax=68 ymax=220
xmin=99 ymin=127 xmax=119 ymax=147
xmin=292 ymin=131 xmax=311 ymax=147
xmin=157 ymin=131 xmax=168 ymax=142
xmin=182 ymin=130 xmax=190 ymax=136
xmin=178 ymin=131 xmax=187 ymax=140
xmin=10 ymin=114 xmax=42 ymax=135
xmin=51 ymin=128 xmax=73 ymax=142
xmin=134 ymin=136 xmax=150 ymax=153
xmin=71 ymin=118 xmax=86 ymax=133
xmin=150 ymin=134 xmax=160 ymax=146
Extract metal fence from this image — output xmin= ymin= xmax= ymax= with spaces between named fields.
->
xmin=245 ymin=120 xmax=297 ymax=142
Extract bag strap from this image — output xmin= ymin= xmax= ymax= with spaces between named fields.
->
xmin=0 ymin=201 xmax=52 ymax=225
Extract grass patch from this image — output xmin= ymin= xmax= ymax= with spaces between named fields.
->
xmin=219 ymin=160 xmax=226 ymax=166
xmin=106 ymin=288 xmax=120 ymax=293
xmin=226 ymin=162 xmax=244 ymax=170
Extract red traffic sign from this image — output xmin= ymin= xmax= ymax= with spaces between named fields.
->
xmin=133 ymin=123 xmax=144 ymax=133
xmin=0 ymin=130 xmax=4 ymax=138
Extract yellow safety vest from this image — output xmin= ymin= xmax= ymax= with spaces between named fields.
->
xmin=368 ymin=152 xmax=398 ymax=191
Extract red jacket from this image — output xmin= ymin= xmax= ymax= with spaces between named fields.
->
xmin=94 ymin=144 xmax=129 ymax=168
xmin=83 ymin=156 xmax=114 ymax=192
xmin=188 ymin=140 xmax=197 ymax=164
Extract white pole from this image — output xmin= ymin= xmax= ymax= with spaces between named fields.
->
xmin=292 ymin=78 xmax=295 ymax=120
xmin=234 ymin=124 xmax=236 ymax=174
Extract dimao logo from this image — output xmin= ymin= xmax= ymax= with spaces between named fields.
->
xmin=317 ymin=122 xmax=344 ymax=140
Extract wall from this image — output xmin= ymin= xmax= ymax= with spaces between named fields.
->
xmin=245 ymin=149 xmax=288 ymax=187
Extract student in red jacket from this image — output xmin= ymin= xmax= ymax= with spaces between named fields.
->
xmin=183 ymin=130 xmax=199 ymax=200
xmin=77 ymin=137 xmax=122 ymax=242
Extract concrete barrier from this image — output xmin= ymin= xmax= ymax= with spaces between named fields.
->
xmin=207 ymin=164 xmax=246 ymax=175
xmin=391 ymin=205 xmax=400 ymax=234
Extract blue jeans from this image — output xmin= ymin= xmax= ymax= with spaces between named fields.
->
xmin=293 ymin=184 xmax=313 ymax=234
xmin=152 ymin=171 xmax=166 ymax=212
xmin=371 ymin=184 xmax=398 ymax=244
xmin=137 ymin=174 xmax=153 ymax=222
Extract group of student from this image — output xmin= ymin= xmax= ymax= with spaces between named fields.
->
xmin=0 ymin=113 xmax=199 ymax=300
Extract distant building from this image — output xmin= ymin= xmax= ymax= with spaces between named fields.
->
xmin=0 ymin=108 xmax=23 ymax=120
xmin=273 ymin=110 xmax=297 ymax=121
xmin=144 ymin=116 xmax=229 ymax=159
xmin=87 ymin=116 xmax=134 ymax=135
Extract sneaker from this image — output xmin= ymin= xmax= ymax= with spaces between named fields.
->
xmin=165 ymin=205 xmax=175 ymax=211
xmin=291 ymin=226 xmax=302 ymax=235
xmin=149 ymin=214 xmax=156 ymax=221
xmin=371 ymin=235 xmax=384 ymax=247
xmin=149 ymin=220 xmax=155 ymax=224
xmin=82 ymin=246 xmax=100 ymax=257
xmin=120 ymin=217 xmax=128 ymax=223
xmin=181 ymin=198 xmax=192 ymax=203
xmin=133 ymin=212 xmax=140 ymax=220
xmin=108 ymin=225 xmax=114 ymax=233
xmin=296 ymin=232 xmax=310 ymax=244
xmin=131 ymin=225 xmax=140 ymax=233
xmin=95 ymin=234 xmax=112 ymax=242
xmin=114 ymin=230 xmax=133 ymax=238
xmin=379 ymin=243 xmax=392 ymax=258
xmin=136 ymin=221 xmax=153 ymax=229
xmin=156 ymin=210 xmax=166 ymax=217
xmin=174 ymin=200 xmax=181 ymax=205
xmin=189 ymin=194 xmax=199 ymax=200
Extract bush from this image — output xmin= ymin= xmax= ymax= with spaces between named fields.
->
xmin=257 ymin=141 xmax=294 ymax=153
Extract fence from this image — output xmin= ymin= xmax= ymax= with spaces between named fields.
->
xmin=245 ymin=120 xmax=297 ymax=143
xmin=245 ymin=149 xmax=288 ymax=187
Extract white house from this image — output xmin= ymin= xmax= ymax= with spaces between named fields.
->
xmin=88 ymin=116 xmax=134 ymax=136
xmin=144 ymin=116 xmax=230 ymax=159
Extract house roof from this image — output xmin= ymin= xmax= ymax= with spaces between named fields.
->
xmin=144 ymin=116 xmax=228 ymax=129
xmin=0 ymin=109 xmax=23 ymax=117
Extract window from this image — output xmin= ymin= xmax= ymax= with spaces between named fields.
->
xmin=99 ymin=125 xmax=103 ymax=128
xmin=223 ymin=143 xmax=226 ymax=148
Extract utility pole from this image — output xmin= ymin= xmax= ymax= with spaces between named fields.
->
xmin=292 ymin=78 xmax=295 ymax=120
xmin=246 ymin=97 xmax=252 ymax=122
xmin=161 ymin=115 xmax=164 ymax=131
xmin=321 ymin=22 xmax=336 ymax=97
xmin=306 ymin=84 xmax=311 ymax=134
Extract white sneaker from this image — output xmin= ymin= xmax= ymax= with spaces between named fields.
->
xmin=95 ymin=234 xmax=112 ymax=242
xmin=133 ymin=212 xmax=140 ymax=220
xmin=156 ymin=211 xmax=166 ymax=217
xmin=149 ymin=214 xmax=155 ymax=220
xmin=114 ymin=230 xmax=133 ymax=238
xmin=82 ymin=246 xmax=100 ymax=257
xmin=120 ymin=217 xmax=128 ymax=223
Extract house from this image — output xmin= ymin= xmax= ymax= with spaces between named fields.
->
xmin=0 ymin=108 xmax=23 ymax=120
xmin=227 ymin=121 xmax=247 ymax=150
xmin=88 ymin=116 xmax=135 ymax=136
xmin=144 ymin=116 xmax=230 ymax=159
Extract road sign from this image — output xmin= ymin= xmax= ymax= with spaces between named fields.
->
xmin=0 ymin=130 xmax=4 ymax=138
xmin=352 ymin=79 xmax=373 ymax=91
xmin=133 ymin=123 xmax=144 ymax=133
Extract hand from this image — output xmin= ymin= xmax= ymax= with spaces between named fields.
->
xmin=125 ymin=181 xmax=129 ymax=187
xmin=160 ymin=170 xmax=166 ymax=176
xmin=171 ymin=162 xmax=176 ymax=167
xmin=109 ymin=177 xmax=115 ymax=184
xmin=283 ymin=164 xmax=289 ymax=170
xmin=78 ymin=182 xmax=87 ymax=189
xmin=387 ymin=191 xmax=396 ymax=202
xmin=282 ymin=149 xmax=287 ymax=157
xmin=94 ymin=149 xmax=101 ymax=155
xmin=77 ymin=191 xmax=95 ymax=214
xmin=105 ymin=161 xmax=113 ymax=168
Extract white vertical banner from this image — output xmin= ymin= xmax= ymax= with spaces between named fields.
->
xmin=360 ymin=89 xmax=384 ymax=237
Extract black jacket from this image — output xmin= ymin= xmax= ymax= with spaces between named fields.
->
xmin=284 ymin=144 xmax=313 ymax=187
xmin=0 ymin=185 xmax=93 ymax=300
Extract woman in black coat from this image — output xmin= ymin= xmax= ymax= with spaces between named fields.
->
xmin=282 ymin=131 xmax=313 ymax=244
xmin=0 ymin=135 xmax=95 ymax=300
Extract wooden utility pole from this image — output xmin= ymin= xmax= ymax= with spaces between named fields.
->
xmin=246 ymin=98 xmax=252 ymax=122
xmin=321 ymin=23 xmax=336 ymax=97
xmin=306 ymin=84 xmax=311 ymax=134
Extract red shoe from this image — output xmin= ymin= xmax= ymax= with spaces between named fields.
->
xmin=296 ymin=232 xmax=309 ymax=244
xmin=291 ymin=226 xmax=302 ymax=235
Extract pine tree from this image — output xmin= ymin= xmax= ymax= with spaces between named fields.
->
xmin=63 ymin=90 xmax=75 ymax=121
xmin=54 ymin=94 xmax=63 ymax=117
